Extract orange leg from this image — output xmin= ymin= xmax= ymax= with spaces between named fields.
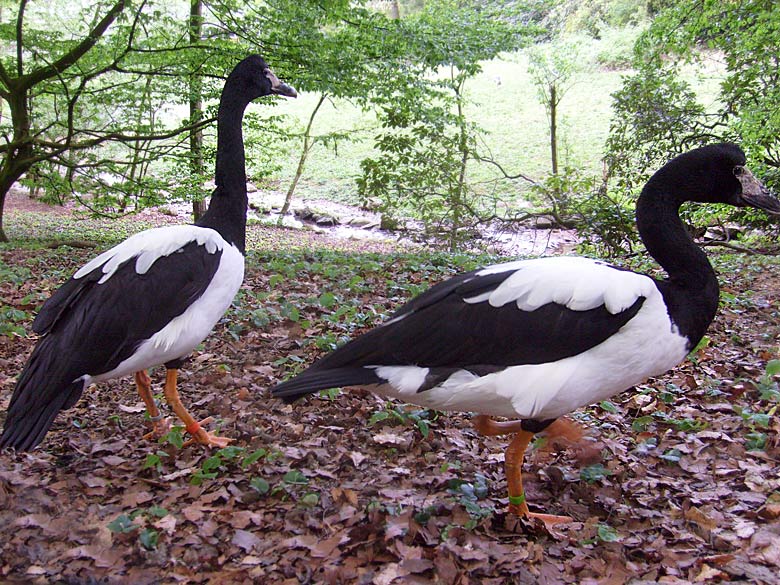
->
xmin=135 ymin=370 xmax=171 ymax=438
xmin=162 ymin=369 xmax=232 ymax=448
xmin=473 ymin=414 xmax=525 ymax=436
xmin=473 ymin=415 xmax=572 ymax=525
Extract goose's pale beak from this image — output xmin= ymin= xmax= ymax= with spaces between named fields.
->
xmin=264 ymin=68 xmax=297 ymax=98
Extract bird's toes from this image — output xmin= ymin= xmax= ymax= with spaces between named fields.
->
xmin=181 ymin=418 xmax=232 ymax=449
xmin=142 ymin=417 xmax=173 ymax=441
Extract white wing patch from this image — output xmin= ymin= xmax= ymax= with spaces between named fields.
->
xmin=373 ymin=366 xmax=429 ymax=394
xmin=74 ymin=225 xmax=226 ymax=284
xmin=465 ymin=256 xmax=656 ymax=315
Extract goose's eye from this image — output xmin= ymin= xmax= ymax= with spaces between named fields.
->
xmin=734 ymin=166 xmax=745 ymax=177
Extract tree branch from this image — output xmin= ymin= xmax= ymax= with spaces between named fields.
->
xmin=16 ymin=0 xmax=28 ymax=78
xmin=699 ymin=240 xmax=763 ymax=255
xmin=0 ymin=116 xmax=217 ymax=166
xmin=19 ymin=0 xmax=127 ymax=91
xmin=476 ymin=154 xmax=538 ymax=185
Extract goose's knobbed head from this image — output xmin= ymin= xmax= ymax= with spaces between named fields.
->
xmin=645 ymin=143 xmax=780 ymax=214
xmin=228 ymin=54 xmax=297 ymax=101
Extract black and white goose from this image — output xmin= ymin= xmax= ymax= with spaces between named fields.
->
xmin=0 ymin=55 xmax=296 ymax=452
xmin=273 ymin=144 xmax=780 ymax=523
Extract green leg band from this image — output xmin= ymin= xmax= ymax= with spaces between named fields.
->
xmin=508 ymin=493 xmax=526 ymax=506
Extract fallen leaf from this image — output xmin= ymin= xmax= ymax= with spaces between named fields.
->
xmin=232 ymin=529 xmax=261 ymax=553
xmin=349 ymin=451 xmax=367 ymax=467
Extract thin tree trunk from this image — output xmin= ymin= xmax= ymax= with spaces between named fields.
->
xmin=550 ymin=83 xmax=558 ymax=177
xmin=189 ymin=0 xmax=207 ymax=221
xmin=278 ymin=94 xmax=327 ymax=224
xmin=451 ymin=75 xmax=468 ymax=252
xmin=127 ymin=76 xmax=153 ymax=211
xmin=389 ymin=0 xmax=400 ymax=19
xmin=26 ymin=80 xmax=40 ymax=199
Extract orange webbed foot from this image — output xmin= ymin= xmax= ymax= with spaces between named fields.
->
xmin=182 ymin=417 xmax=233 ymax=448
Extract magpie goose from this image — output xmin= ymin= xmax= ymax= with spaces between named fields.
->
xmin=0 ymin=55 xmax=296 ymax=451
xmin=273 ymin=144 xmax=780 ymax=524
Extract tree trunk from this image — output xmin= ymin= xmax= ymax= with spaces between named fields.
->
xmin=127 ymin=76 xmax=154 ymax=210
xmin=0 ymin=163 xmax=30 ymax=243
xmin=189 ymin=0 xmax=207 ymax=221
xmin=451 ymin=74 xmax=468 ymax=252
xmin=389 ymin=0 xmax=400 ymax=19
xmin=550 ymin=83 xmax=558 ymax=177
xmin=278 ymin=94 xmax=327 ymax=224
xmin=0 ymin=79 xmax=35 ymax=243
xmin=0 ymin=188 xmax=8 ymax=243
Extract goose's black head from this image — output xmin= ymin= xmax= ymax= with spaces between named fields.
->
xmin=225 ymin=54 xmax=298 ymax=102
xmin=647 ymin=143 xmax=780 ymax=214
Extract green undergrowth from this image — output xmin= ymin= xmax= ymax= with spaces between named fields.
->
xmin=4 ymin=210 xmax=162 ymax=248
xmin=228 ymin=248 xmax=494 ymax=359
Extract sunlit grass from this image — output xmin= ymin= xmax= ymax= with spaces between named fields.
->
xmin=272 ymin=43 xmax=724 ymax=205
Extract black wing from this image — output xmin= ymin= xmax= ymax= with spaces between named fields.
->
xmin=34 ymin=240 xmax=223 ymax=376
xmin=313 ymin=267 xmax=644 ymax=371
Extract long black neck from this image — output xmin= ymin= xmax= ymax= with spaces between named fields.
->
xmin=196 ymin=86 xmax=250 ymax=254
xmin=636 ymin=189 xmax=720 ymax=348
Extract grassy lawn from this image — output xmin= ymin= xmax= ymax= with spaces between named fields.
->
xmin=271 ymin=41 xmax=726 ymax=209
xmin=271 ymin=52 xmax=627 ymax=203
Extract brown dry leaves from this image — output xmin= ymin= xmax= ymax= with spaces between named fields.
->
xmin=1 ymin=240 xmax=780 ymax=584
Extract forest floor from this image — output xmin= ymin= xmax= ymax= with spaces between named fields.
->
xmin=1 ymin=192 xmax=779 ymax=584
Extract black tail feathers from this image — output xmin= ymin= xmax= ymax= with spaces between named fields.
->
xmin=272 ymin=367 xmax=382 ymax=404
xmin=0 ymin=343 xmax=85 ymax=451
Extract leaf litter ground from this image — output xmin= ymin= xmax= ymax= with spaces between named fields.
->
xmin=1 ymin=199 xmax=779 ymax=584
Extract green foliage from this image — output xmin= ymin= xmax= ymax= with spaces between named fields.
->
xmin=107 ymin=514 xmax=138 ymax=534
xmin=368 ymin=402 xmax=436 ymax=439
xmin=580 ymin=463 xmax=613 ymax=484
xmin=0 ymin=0 xmax=255 ymax=225
xmin=183 ymin=445 xmax=276 ymax=486
xmin=659 ymin=448 xmax=683 ymax=464
xmin=527 ymin=37 xmax=587 ymax=121
xmin=606 ymin=0 xmax=780 ymax=204
xmin=249 ymin=477 xmax=271 ymax=495
xmin=447 ymin=473 xmax=494 ymax=523
xmin=143 ymin=450 xmax=170 ymax=472
xmin=4 ymin=0 xmax=480 ymax=236
xmin=139 ymin=528 xmax=159 ymax=550
xmin=0 ymin=306 xmax=30 ymax=338
xmin=358 ymin=80 xmax=482 ymax=250
xmin=596 ymin=522 xmax=620 ymax=542
xmin=605 ymin=63 xmax=708 ymax=198
xmin=732 ymin=359 xmax=779 ymax=451
xmin=525 ymin=166 xmax=638 ymax=256
xmin=282 ymin=469 xmax=309 ymax=486
xmin=109 ymin=506 xmax=165 ymax=526
xmin=107 ymin=506 xmax=167 ymax=550
xmin=548 ymin=0 xmax=657 ymax=35
xmin=357 ymin=0 xmax=528 ymax=251
xmin=591 ymin=25 xmax=647 ymax=69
